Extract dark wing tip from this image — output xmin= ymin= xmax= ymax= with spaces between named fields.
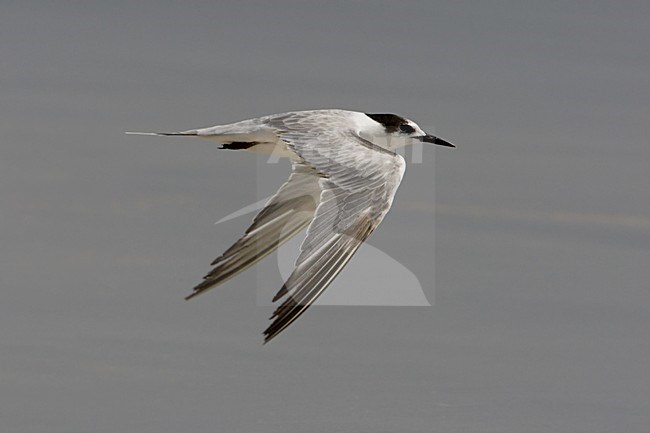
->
xmin=184 ymin=278 xmax=213 ymax=300
xmin=271 ymin=285 xmax=289 ymax=303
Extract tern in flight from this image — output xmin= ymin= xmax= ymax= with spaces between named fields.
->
xmin=128 ymin=109 xmax=454 ymax=343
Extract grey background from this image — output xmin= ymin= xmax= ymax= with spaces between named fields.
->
xmin=2 ymin=2 xmax=649 ymax=432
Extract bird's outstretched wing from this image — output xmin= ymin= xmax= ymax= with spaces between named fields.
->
xmin=185 ymin=163 xmax=321 ymax=300
xmin=262 ymin=112 xmax=406 ymax=343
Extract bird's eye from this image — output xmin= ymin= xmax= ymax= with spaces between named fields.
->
xmin=399 ymin=124 xmax=415 ymax=134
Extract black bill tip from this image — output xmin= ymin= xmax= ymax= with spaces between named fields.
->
xmin=420 ymin=134 xmax=455 ymax=148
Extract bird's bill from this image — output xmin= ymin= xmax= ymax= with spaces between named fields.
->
xmin=419 ymin=134 xmax=455 ymax=148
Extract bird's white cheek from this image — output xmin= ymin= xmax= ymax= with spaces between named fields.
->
xmin=386 ymin=136 xmax=413 ymax=150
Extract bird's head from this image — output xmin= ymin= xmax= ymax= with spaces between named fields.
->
xmin=363 ymin=113 xmax=455 ymax=150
